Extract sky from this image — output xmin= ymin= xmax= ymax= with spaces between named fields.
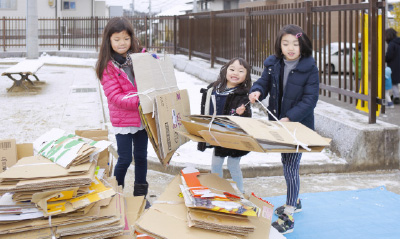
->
xmin=104 ymin=0 xmax=191 ymax=14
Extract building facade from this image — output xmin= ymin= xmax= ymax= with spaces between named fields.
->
xmin=0 ymin=0 xmax=108 ymax=18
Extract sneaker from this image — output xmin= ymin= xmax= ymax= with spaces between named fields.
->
xmin=394 ymin=98 xmax=400 ymax=104
xmin=274 ymin=199 xmax=302 ymax=216
xmin=272 ymin=213 xmax=294 ymax=234
xmin=387 ymin=102 xmax=395 ymax=108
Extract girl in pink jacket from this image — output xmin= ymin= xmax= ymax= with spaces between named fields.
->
xmin=95 ymin=17 xmax=149 ymax=206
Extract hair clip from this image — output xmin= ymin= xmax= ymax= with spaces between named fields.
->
xmin=296 ymin=33 xmax=302 ymax=38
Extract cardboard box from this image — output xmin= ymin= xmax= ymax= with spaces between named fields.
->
xmin=154 ymin=89 xmax=190 ymax=162
xmin=131 ymin=54 xmax=191 ymax=166
xmin=0 ymin=139 xmax=17 ymax=173
xmin=0 ymin=140 xmax=31 ymax=173
xmin=181 ymin=115 xmax=331 ymax=153
xmin=130 ymin=53 xmax=179 ymax=114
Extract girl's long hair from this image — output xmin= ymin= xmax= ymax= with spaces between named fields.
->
xmin=95 ymin=17 xmax=141 ymax=81
xmin=386 ymin=28 xmax=397 ymax=44
xmin=213 ymin=57 xmax=252 ymax=92
xmin=274 ymin=24 xmax=313 ymax=59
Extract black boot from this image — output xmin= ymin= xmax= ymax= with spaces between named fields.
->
xmin=133 ymin=182 xmax=148 ymax=197
xmin=134 ymin=182 xmax=151 ymax=209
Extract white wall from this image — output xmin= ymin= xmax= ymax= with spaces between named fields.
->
xmin=211 ymin=0 xmax=225 ymax=11
xmin=0 ymin=0 xmax=108 ymax=18
xmin=95 ymin=1 xmax=108 ymax=17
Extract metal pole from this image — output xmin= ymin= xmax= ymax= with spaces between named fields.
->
xmin=368 ymin=0 xmax=378 ymax=123
xmin=149 ymin=0 xmax=152 ymax=49
xmin=193 ymin=0 xmax=198 ymax=13
xmin=26 ymin=0 xmax=39 ymax=59
xmin=174 ymin=15 xmax=177 ymax=55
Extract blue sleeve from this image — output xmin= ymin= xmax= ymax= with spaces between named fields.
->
xmin=250 ymin=66 xmax=271 ymax=101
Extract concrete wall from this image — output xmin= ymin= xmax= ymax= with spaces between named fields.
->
xmin=315 ymin=101 xmax=400 ymax=171
xmin=170 ymin=54 xmax=400 ymax=172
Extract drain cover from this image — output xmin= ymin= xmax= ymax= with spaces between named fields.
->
xmin=72 ymin=88 xmax=97 ymax=93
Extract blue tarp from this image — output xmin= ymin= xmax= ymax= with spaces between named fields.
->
xmin=263 ymin=186 xmax=400 ymax=239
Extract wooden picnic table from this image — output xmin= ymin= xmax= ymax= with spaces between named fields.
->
xmin=1 ymin=60 xmax=44 ymax=92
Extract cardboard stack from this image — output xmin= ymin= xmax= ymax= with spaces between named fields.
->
xmin=135 ymin=167 xmax=281 ymax=239
xmin=0 ymin=129 xmax=145 ymax=239
xmin=180 ymin=115 xmax=331 ymax=153
xmin=131 ymin=53 xmax=190 ymax=166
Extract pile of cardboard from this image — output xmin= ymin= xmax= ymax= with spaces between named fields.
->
xmin=180 ymin=115 xmax=331 ymax=153
xmin=0 ymin=129 xmax=146 ymax=239
xmin=135 ymin=167 xmax=283 ymax=239
xmin=130 ymin=53 xmax=190 ymax=166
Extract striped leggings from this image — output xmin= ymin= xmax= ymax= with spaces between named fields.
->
xmin=281 ymin=153 xmax=302 ymax=207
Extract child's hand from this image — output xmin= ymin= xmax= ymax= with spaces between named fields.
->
xmin=236 ymin=104 xmax=246 ymax=115
xmin=249 ymin=91 xmax=261 ymax=103
xmin=280 ymin=117 xmax=290 ymax=122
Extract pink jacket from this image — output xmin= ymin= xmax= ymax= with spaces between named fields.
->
xmin=101 ymin=60 xmax=141 ymax=127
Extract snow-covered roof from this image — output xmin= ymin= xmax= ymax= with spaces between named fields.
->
xmin=156 ymin=4 xmax=192 ymax=16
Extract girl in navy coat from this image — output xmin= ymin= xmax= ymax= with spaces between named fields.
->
xmin=249 ymin=24 xmax=319 ymax=234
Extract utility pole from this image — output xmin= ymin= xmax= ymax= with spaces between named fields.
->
xmin=149 ymin=0 xmax=152 ymax=48
xmin=26 ymin=0 xmax=39 ymax=59
xmin=132 ymin=0 xmax=135 ymax=16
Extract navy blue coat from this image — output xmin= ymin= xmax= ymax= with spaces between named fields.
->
xmin=385 ymin=37 xmax=400 ymax=85
xmin=250 ymin=55 xmax=319 ymax=130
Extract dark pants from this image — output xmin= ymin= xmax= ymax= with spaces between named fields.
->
xmin=281 ymin=153 xmax=302 ymax=207
xmin=114 ymin=129 xmax=148 ymax=187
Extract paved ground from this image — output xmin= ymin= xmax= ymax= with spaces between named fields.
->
xmin=1 ymin=56 xmax=399 ymax=209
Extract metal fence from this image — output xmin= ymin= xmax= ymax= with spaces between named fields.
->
xmin=0 ymin=0 xmax=386 ymax=123
xmin=0 ymin=16 xmax=176 ymax=52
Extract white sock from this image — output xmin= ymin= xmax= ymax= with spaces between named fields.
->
xmin=284 ymin=205 xmax=295 ymax=215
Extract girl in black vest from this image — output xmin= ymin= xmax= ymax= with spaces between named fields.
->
xmin=198 ymin=57 xmax=252 ymax=193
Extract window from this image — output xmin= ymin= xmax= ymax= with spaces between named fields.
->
xmin=63 ymin=1 xmax=76 ymax=10
xmin=0 ymin=0 xmax=17 ymax=9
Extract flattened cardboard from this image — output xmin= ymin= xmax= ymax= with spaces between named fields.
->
xmin=139 ymin=106 xmax=176 ymax=166
xmin=113 ymin=196 xmax=146 ymax=239
xmin=130 ymin=53 xmax=179 ymax=114
xmin=154 ymin=89 xmax=190 ymax=161
xmin=0 ymin=162 xmax=96 ymax=194
xmin=33 ymin=128 xmax=112 ymax=169
xmin=183 ymin=115 xmax=331 ymax=153
xmin=0 ymin=156 xmax=93 ymax=182
xmin=136 ymin=175 xmax=274 ymax=239
xmin=16 ymin=143 xmax=33 ymax=160
xmin=75 ymin=129 xmax=110 ymax=176
xmin=0 ymin=139 xmax=17 ymax=173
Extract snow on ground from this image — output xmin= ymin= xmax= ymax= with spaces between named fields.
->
xmin=1 ymin=55 xmax=399 ymax=200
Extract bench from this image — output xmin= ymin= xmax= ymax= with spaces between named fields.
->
xmin=1 ymin=60 xmax=44 ymax=92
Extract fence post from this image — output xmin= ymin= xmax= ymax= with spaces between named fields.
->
xmin=368 ymin=0 xmax=378 ymax=124
xmin=210 ymin=11 xmax=215 ymax=68
xmin=57 ymin=17 xmax=61 ymax=51
xmin=381 ymin=3 xmax=386 ymax=115
xmin=189 ymin=15 xmax=192 ymax=60
xmin=304 ymin=0 xmax=312 ymax=38
xmin=174 ymin=15 xmax=177 ymax=55
xmin=245 ymin=8 xmax=250 ymax=62
xmin=2 ymin=17 xmax=6 ymax=52
xmin=95 ymin=16 xmax=99 ymax=52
